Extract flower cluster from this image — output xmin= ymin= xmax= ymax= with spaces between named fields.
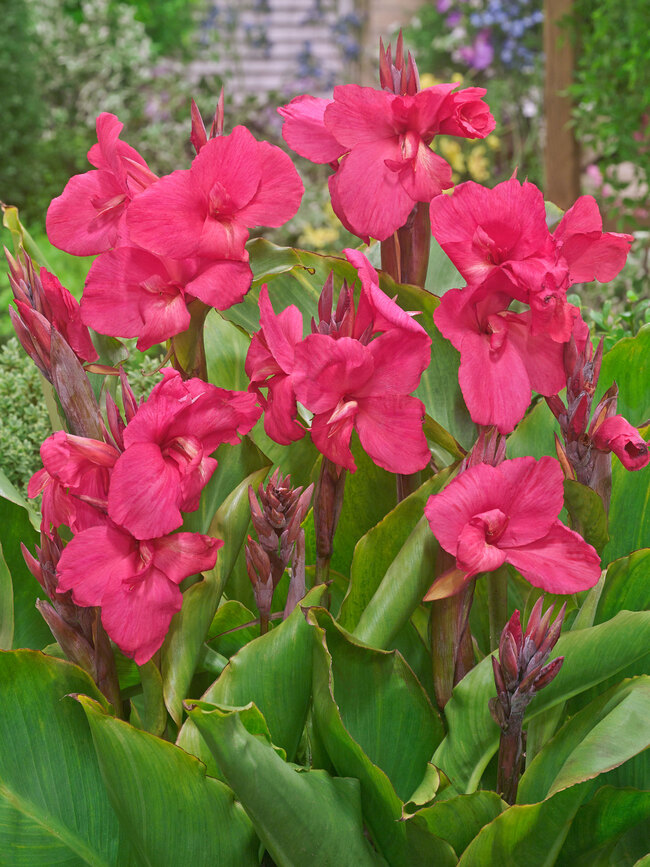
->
xmin=278 ymin=50 xmax=495 ymax=241
xmin=29 ymin=370 xmax=260 ymax=664
xmin=47 ymin=112 xmax=303 ymax=351
xmin=246 ymin=249 xmax=432 ymax=474
xmin=430 ymin=179 xmax=633 ymax=433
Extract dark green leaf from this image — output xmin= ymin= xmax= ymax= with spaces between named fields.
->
xmin=597 ymin=548 xmax=650 ymax=623
xmin=603 ymin=426 xmax=650 ymax=563
xmin=0 ymin=542 xmax=14 ymax=649
xmin=414 ymin=791 xmax=507 ymax=858
xmin=598 ymin=325 xmax=650 ymax=425
xmin=563 ymin=479 xmax=610 ymax=553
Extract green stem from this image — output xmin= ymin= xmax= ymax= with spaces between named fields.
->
xmin=429 ymin=565 xmax=476 ymax=711
xmin=486 ymin=565 xmax=509 ymax=651
xmin=313 ymin=458 xmax=346 ymax=592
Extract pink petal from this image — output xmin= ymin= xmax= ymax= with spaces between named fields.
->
xmin=496 ymin=456 xmax=565 ymax=546
xmin=505 ymin=521 xmax=601 ymax=593
xmin=505 ymin=312 xmax=568 ymax=396
xmin=395 ymin=136 xmax=453 ymax=202
xmin=236 ymin=140 xmax=304 ymax=227
xmin=40 ymin=270 xmax=98 ymax=362
xmin=256 ymin=285 xmax=303 ymax=374
xmin=356 ymin=394 xmax=430 ymax=473
xmin=458 ymin=328 xmax=532 ymax=434
xmin=263 ymin=374 xmax=305 ymax=445
xmin=310 ymin=409 xmax=357 ymax=472
xmin=592 ymin=416 xmax=650 ymax=470
xmin=438 ymin=87 xmax=496 ymax=138
xmin=554 ymin=196 xmax=633 ymax=283
xmin=456 ymin=511 xmax=508 ymax=574
xmin=361 ymin=329 xmax=430 ymax=396
xmin=330 ymin=142 xmax=416 ymax=241
xmin=325 ymin=85 xmax=397 ymax=148
xmin=293 ymin=335 xmax=373 ymax=414
xmin=185 ymin=259 xmax=252 ymax=310
xmin=126 ymin=170 xmax=207 ymax=259
xmin=150 ymin=532 xmax=222 ymax=584
xmin=100 ymin=566 xmax=182 ymax=665
xmin=56 ymin=523 xmax=137 ymax=604
xmin=108 ymin=442 xmax=183 ymax=539
xmin=404 ymin=85 xmax=458 ymax=139
xmin=46 ymin=170 xmax=127 ymax=256
xmin=191 ymin=128 xmax=262 ymax=211
xmin=40 ymin=430 xmax=119 ymax=485
xmin=278 ymin=95 xmax=346 ymax=163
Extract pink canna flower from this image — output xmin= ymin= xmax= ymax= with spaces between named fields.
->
xmin=245 ymin=285 xmax=306 ymax=445
xmin=430 ymin=179 xmax=633 ymax=300
xmin=56 ymin=522 xmax=221 ymax=665
xmin=29 ymin=431 xmax=120 ymax=537
xmin=108 ymin=369 xmax=261 ymax=539
xmin=126 ymin=125 xmax=304 ymax=261
xmin=47 ymin=113 xmax=157 ymax=256
xmin=434 ymin=286 xmax=573 ymax=433
xmin=591 ymin=415 xmax=650 ymax=471
xmin=292 ymin=331 xmax=431 ymax=473
xmin=278 ymin=83 xmax=494 ymax=241
xmin=424 ymin=456 xmax=601 ymax=600
xmin=81 ymin=246 xmax=252 ymax=350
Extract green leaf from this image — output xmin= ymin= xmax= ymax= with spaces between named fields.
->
xmin=177 ymin=585 xmax=327 ymax=773
xmin=558 ymin=786 xmax=650 ymax=864
xmin=208 ymin=599 xmax=258 ymax=657
xmin=0 ymin=466 xmax=39 ymax=529
xmin=425 ymin=235 xmax=466 ymax=295
xmin=458 ymin=787 xmax=590 ymax=866
xmin=187 ymin=703 xmax=386 ymax=867
xmin=598 ymin=325 xmax=650 ymax=425
xmin=352 ymin=508 xmax=445 ymax=651
xmin=433 ymin=610 xmax=650 ymax=794
xmin=161 ymin=464 xmax=269 ymax=723
xmin=603 ymin=426 xmax=650 ymax=563
xmin=506 ymin=400 xmax=559 ymax=460
xmin=204 ymin=308 xmax=251 ymax=391
xmin=0 ymin=542 xmax=14 ymax=649
xmin=413 ymin=792 xmax=507 ymax=858
xmin=563 ymin=479 xmax=610 ymax=553
xmin=518 ymin=677 xmax=650 ymax=803
xmin=0 ymin=651 xmax=121 ymax=866
xmin=310 ymin=609 xmax=455 ymax=866
xmin=339 ymin=468 xmax=451 ymax=633
xmin=78 ymin=696 xmax=259 ymax=867
xmin=597 ymin=548 xmax=650 ymax=623
xmin=0 ymin=497 xmax=51 ymax=649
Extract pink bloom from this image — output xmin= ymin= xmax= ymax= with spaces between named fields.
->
xmin=434 ymin=287 xmax=570 ymax=433
xmin=82 ymin=246 xmax=252 ymax=350
xmin=552 ymin=196 xmax=634 ymax=284
xmin=424 ymin=456 xmax=601 ymax=599
xmin=245 ymin=285 xmax=305 ymax=445
xmin=592 ymin=416 xmax=650 ymax=471
xmin=126 ymin=126 xmax=303 ymax=261
xmin=56 ymin=523 xmax=221 ymax=665
xmin=108 ymin=369 xmax=261 ymax=539
xmin=430 ymin=179 xmax=632 ymax=299
xmin=46 ymin=113 xmax=157 ymax=256
xmin=279 ymin=83 xmax=494 ymax=241
xmin=293 ymin=332 xmax=430 ymax=473
xmin=29 ymin=431 xmax=120 ymax=537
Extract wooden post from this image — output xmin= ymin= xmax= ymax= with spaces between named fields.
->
xmin=544 ymin=0 xmax=581 ymax=208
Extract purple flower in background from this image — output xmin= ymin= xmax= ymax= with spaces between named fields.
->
xmin=458 ymin=30 xmax=494 ymax=71
xmin=437 ymin=0 xmax=453 ymax=11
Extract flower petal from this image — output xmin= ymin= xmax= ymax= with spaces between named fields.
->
xmin=278 ymin=95 xmax=346 ymax=163
xmin=356 ymin=394 xmax=430 ymax=473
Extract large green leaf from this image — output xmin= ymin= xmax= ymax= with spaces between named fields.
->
xmin=413 ymin=792 xmax=507 ymax=858
xmin=603 ymin=426 xmax=650 ymax=563
xmin=0 ymin=497 xmax=51 ymax=649
xmin=0 ymin=466 xmax=39 ymax=529
xmin=339 ymin=470 xmax=450 ymax=633
xmin=433 ymin=610 xmax=650 ymax=794
xmin=596 ymin=548 xmax=650 ymax=624
xmin=597 ymin=325 xmax=650 ymax=425
xmin=458 ymin=786 xmax=590 ymax=866
xmin=0 ymin=543 xmax=13 ymax=649
xmin=352 ymin=513 xmax=441 ymax=650
xmin=187 ymin=703 xmax=386 ymax=867
xmin=0 ymin=651 xmax=122 ymax=866
xmin=177 ymin=585 xmax=327 ymax=773
xmin=558 ymin=786 xmax=650 ymax=865
xmin=204 ymin=308 xmax=251 ymax=391
xmin=425 ymin=236 xmax=465 ymax=295
xmin=310 ymin=609 xmax=455 ymax=866
xmin=78 ymin=696 xmax=259 ymax=867
xmin=518 ymin=678 xmax=650 ymax=803
xmin=162 ymin=464 xmax=270 ymax=723
xmin=563 ymin=479 xmax=609 ymax=553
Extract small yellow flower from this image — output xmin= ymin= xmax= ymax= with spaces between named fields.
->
xmin=419 ymin=73 xmax=440 ymax=89
xmin=299 ymin=225 xmax=340 ymax=250
xmin=438 ymin=137 xmax=465 ymax=173
xmin=467 ymin=145 xmax=490 ymax=182
xmin=486 ymin=135 xmax=501 ymax=151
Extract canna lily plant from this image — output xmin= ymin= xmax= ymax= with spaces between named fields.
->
xmin=1 ymin=31 xmax=650 ymax=867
